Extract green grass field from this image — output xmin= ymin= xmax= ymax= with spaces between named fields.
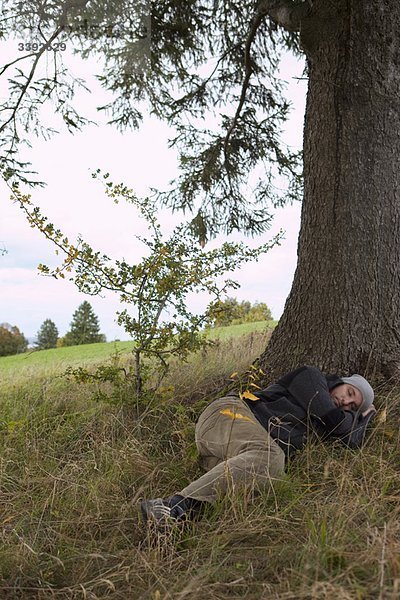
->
xmin=0 ymin=339 xmax=133 ymax=371
xmin=0 ymin=320 xmax=399 ymax=599
xmin=0 ymin=320 xmax=275 ymax=373
xmin=0 ymin=322 xmax=277 ymax=407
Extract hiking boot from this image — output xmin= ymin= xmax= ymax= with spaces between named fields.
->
xmin=140 ymin=496 xmax=186 ymax=523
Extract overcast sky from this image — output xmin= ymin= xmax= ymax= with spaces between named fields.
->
xmin=0 ymin=41 xmax=306 ymax=342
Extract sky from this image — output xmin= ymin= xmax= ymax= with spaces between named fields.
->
xmin=0 ymin=37 xmax=306 ymax=343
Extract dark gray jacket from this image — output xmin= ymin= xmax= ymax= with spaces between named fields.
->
xmin=243 ymin=365 xmax=375 ymax=457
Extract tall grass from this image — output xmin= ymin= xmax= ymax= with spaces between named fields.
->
xmin=0 ymin=324 xmax=399 ymax=598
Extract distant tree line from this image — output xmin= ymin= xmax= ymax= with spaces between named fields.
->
xmin=1 ymin=297 xmax=272 ymax=357
xmin=207 ymin=297 xmax=273 ymax=327
xmin=0 ymin=301 xmax=106 ymax=356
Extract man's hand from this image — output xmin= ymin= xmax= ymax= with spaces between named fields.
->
xmin=361 ymin=405 xmax=376 ymax=418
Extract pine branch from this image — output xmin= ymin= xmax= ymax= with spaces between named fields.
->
xmin=0 ymin=53 xmax=38 ymax=78
xmin=223 ymin=9 xmax=265 ymax=172
xmin=0 ymin=27 xmax=63 ymax=136
xmin=0 ymin=0 xmax=90 ymax=136
xmin=223 ymin=0 xmax=310 ymax=173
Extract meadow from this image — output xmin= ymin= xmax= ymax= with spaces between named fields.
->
xmin=0 ymin=321 xmax=399 ymax=599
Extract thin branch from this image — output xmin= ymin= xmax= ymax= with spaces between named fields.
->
xmin=223 ymin=9 xmax=265 ymax=170
xmin=172 ymin=4 xmax=303 ymax=135
xmin=0 ymin=0 xmax=91 ymax=135
xmin=0 ymin=53 xmax=38 ymax=77
xmin=148 ymin=296 xmax=169 ymax=341
xmin=222 ymin=0 xmax=311 ymax=172
xmin=0 ymin=26 xmax=63 ymax=135
xmin=10 ymin=188 xmax=124 ymax=294
xmin=170 ymin=40 xmax=243 ymax=117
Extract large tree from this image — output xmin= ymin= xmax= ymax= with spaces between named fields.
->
xmin=1 ymin=1 xmax=399 ymax=377
xmin=260 ymin=1 xmax=400 ymax=379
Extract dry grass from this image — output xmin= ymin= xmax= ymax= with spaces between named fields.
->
xmin=0 ymin=330 xmax=399 ymax=599
xmin=164 ymin=329 xmax=272 ymax=404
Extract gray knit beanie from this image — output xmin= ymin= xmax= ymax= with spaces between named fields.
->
xmin=341 ymin=374 xmax=374 ymax=412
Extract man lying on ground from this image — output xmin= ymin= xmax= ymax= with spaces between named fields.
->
xmin=140 ymin=365 xmax=376 ymax=523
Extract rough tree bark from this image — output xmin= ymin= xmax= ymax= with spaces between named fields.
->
xmin=259 ymin=0 xmax=400 ymax=379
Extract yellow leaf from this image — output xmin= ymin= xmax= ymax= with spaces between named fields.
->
xmin=240 ymin=390 xmax=259 ymax=401
xmin=384 ymin=429 xmax=395 ymax=439
xmin=249 ymin=382 xmax=262 ymax=389
xmin=219 ymin=408 xmax=256 ymax=423
xmin=229 ymin=372 xmax=238 ymax=379
xmin=2 ymin=515 xmax=17 ymax=524
xmin=376 ymin=407 xmax=387 ymax=424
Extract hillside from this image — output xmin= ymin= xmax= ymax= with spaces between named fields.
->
xmin=0 ymin=321 xmax=399 ymax=599
xmin=0 ymin=320 xmax=275 ymax=373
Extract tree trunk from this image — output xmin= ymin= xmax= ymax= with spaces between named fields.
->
xmin=260 ymin=0 xmax=400 ymax=379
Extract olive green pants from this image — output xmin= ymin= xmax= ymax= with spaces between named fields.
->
xmin=179 ymin=395 xmax=285 ymax=503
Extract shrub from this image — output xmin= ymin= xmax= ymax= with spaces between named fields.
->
xmin=13 ymin=178 xmax=281 ymax=398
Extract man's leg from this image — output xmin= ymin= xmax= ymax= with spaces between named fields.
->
xmin=141 ymin=396 xmax=285 ymax=522
xmin=179 ymin=396 xmax=285 ymax=503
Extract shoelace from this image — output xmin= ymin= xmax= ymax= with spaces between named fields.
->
xmin=151 ymin=500 xmax=172 ymax=518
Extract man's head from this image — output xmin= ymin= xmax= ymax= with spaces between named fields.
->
xmin=330 ymin=374 xmax=374 ymax=413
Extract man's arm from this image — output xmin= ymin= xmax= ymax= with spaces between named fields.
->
xmin=278 ymin=365 xmax=339 ymax=417
xmin=326 ymin=406 xmax=376 ymax=448
xmin=277 ymin=365 xmax=376 ymax=448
